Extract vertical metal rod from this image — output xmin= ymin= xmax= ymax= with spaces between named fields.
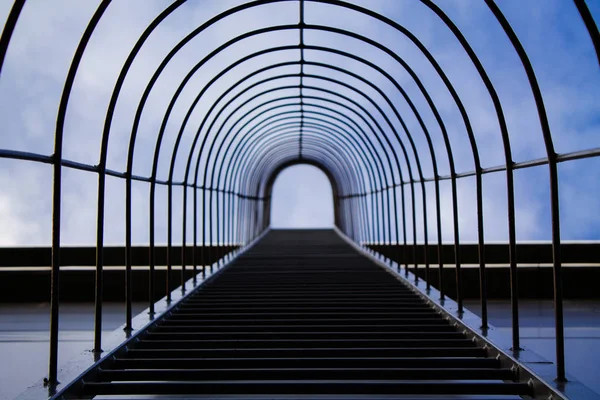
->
xmin=149 ymin=184 xmax=156 ymax=315
xmin=231 ymin=192 xmax=236 ymax=257
xmin=193 ymin=185 xmax=199 ymax=281
xmin=215 ymin=189 xmax=223 ymax=265
xmin=49 ymin=156 xmax=62 ymax=384
xmin=435 ymin=177 xmax=444 ymax=300
xmin=182 ymin=185 xmax=187 ymax=289
xmin=125 ymin=177 xmax=132 ymax=331
xmin=49 ymin=3 xmax=112 ymax=361
xmin=417 ymin=1 xmax=503 ymax=329
xmin=351 ymin=196 xmax=358 ymax=243
xmin=476 ymin=173 xmax=488 ymax=328
xmin=236 ymin=193 xmax=241 ymax=253
xmin=355 ymin=189 xmax=366 ymax=244
xmin=94 ymin=174 xmax=105 ymax=352
xmin=224 ymin=190 xmax=229 ymax=260
xmin=400 ymin=184 xmax=408 ymax=273
xmin=347 ymin=198 xmax=352 ymax=239
xmin=229 ymin=191 xmax=235 ymax=259
xmin=238 ymin=194 xmax=243 ymax=250
xmin=251 ymin=196 xmax=257 ymax=239
xmin=485 ymin=0 xmax=560 ymax=358
xmin=242 ymin=196 xmax=248 ymax=247
xmin=224 ymin=191 xmax=229 ymax=261
xmin=236 ymin=194 xmax=242 ymax=250
xmin=342 ymin=197 xmax=349 ymax=238
xmin=381 ymin=189 xmax=386 ymax=251
xmin=245 ymin=197 xmax=252 ymax=244
xmin=371 ymin=191 xmax=377 ymax=248
xmin=349 ymin=198 xmax=356 ymax=241
xmin=363 ymin=194 xmax=369 ymax=248
xmin=336 ymin=197 xmax=342 ymax=233
xmin=337 ymin=194 xmax=346 ymax=239
xmin=228 ymin=192 xmax=233 ymax=259
xmin=260 ymin=198 xmax=263 ymax=240
xmin=253 ymin=197 xmax=258 ymax=239
xmin=235 ymin=194 xmax=242 ymax=250
xmin=366 ymin=193 xmax=371 ymax=247
xmin=377 ymin=189 xmax=382 ymax=251
xmin=376 ymin=189 xmax=382 ymax=249
xmin=346 ymin=196 xmax=352 ymax=240
xmin=385 ymin=188 xmax=392 ymax=262
xmin=383 ymin=190 xmax=388 ymax=258
xmin=223 ymin=190 xmax=228 ymax=262
xmin=242 ymin=194 xmax=248 ymax=255
xmin=392 ymin=187 xmax=401 ymax=269
xmin=166 ymin=182 xmax=172 ymax=302
xmin=355 ymin=196 xmax=363 ymax=246
xmin=451 ymin=175 xmax=463 ymax=312
xmin=232 ymin=193 xmax=237 ymax=262
xmin=201 ymin=188 xmax=207 ymax=274
xmin=251 ymin=198 xmax=257 ymax=240
xmin=506 ymin=168 xmax=519 ymax=348
xmin=350 ymin=195 xmax=359 ymax=244
xmin=238 ymin=194 xmax=244 ymax=248
xmin=409 ymin=183 xmax=417 ymax=279
xmin=355 ymin=196 xmax=362 ymax=243
xmin=256 ymin=198 xmax=262 ymax=238
xmin=106 ymin=1 xmax=184 ymax=325
xmin=243 ymin=194 xmax=247 ymax=247
xmin=362 ymin=195 xmax=369 ymax=246
xmin=208 ymin=188 xmax=214 ymax=270
xmin=420 ymin=183 xmax=428 ymax=285
xmin=259 ymin=196 xmax=263 ymax=235
xmin=375 ymin=190 xmax=381 ymax=252
xmin=213 ymin=189 xmax=218 ymax=267
xmin=549 ymin=162 xmax=565 ymax=381
xmin=223 ymin=192 xmax=227 ymax=260
xmin=353 ymin=196 xmax=361 ymax=244
xmin=220 ymin=191 xmax=224 ymax=264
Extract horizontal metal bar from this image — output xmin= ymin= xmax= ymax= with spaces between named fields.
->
xmin=557 ymin=147 xmax=600 ymax=163
xmin=4 ymin=145 xmax=596 ymax=195
xmin=0 ymin=151 xmax=201 ymax=189
xmin=513 ymin=157 xmax=548 ymax=169
xmin=0 ymin=149 xmax=53 ymax=163
xmin=343 ymin=145 xmax=600 ymax=198
xmin=60 ymin=159 xmax=99 ymax=173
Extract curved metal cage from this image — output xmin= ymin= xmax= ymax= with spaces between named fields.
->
xmin=1 ymin=0 xmax=599 ymax=387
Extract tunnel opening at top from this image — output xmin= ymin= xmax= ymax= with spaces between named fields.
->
xmin=269 ymin=164 xmax=334 ymax=229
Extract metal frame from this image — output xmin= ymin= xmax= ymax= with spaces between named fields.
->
xmin=1 ymin=0 xmax=599 ymax=389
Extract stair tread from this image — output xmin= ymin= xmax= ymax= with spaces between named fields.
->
xmin=75 ymin=230 xmax=530 ymax=398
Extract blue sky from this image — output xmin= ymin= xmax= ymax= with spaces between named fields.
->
xmin=0 ymin=0 xmax=598 ymax=245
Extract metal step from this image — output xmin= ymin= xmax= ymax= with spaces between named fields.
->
xmin=82 ymin=381 xmax=532 ymax=396
xmin=65 ymin=229 xmax=534 ymax=398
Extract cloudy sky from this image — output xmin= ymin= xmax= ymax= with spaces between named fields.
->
xmin=0 ymin=0 xmax=598 ymax=246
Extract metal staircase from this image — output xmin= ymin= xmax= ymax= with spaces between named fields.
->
xmin=68 ymin=230 xmax=533 ymax=399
